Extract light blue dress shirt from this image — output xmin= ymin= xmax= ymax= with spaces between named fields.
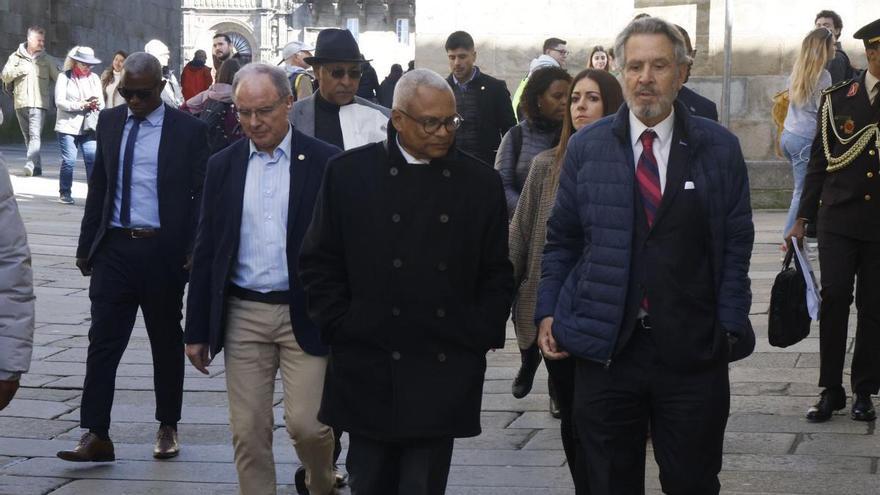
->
xmin=110 ymin=104 xmax=163 ymax=228
xmin=230 ymin=125 xmax=292 ymax=292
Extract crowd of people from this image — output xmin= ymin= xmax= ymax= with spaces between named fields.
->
xmin=0 ymin=8 xmax=879 ymax=495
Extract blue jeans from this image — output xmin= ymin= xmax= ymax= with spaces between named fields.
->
xmin=58 ymin=132 xmax=96 ymax=195
xmin=780 ymin=130 xmax=813 ymax=237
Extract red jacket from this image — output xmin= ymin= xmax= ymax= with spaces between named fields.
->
xmin=181 ymin=63 xmax=213 ymax=102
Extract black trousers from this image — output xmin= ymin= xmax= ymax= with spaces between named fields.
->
xmin=817 ymin=230 xmax=880 ymax=394
xmin=346 ymin=433 xmax=454 ymax=495
xmin=80 ymin=231 xmax=187 ymax=432
xmin=573 ymin=329 xmax=729 ymax=495
xmin=544 ymin=357 xmax=590 ymax=493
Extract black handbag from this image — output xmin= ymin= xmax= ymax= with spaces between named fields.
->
xmin=768 ymin=249 xmax=812 ymax=347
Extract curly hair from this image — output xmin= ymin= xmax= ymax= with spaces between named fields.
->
xmin=521 ymin=66 xmax=572 ymax=122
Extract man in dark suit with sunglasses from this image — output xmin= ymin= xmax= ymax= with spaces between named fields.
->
xmin=57 ymin=52 xmax=208 ymax=463
xmin=288 ymin=28 xmax=390 ymax=151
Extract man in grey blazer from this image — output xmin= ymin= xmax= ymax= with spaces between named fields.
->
xmin=288 ymin=28 xmax=389 ymax=150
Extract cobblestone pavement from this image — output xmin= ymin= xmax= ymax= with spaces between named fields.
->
xmin=1 ymin=144 xmax=878 ymax=494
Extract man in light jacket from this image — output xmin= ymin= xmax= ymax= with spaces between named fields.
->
xmin=1 ymin=26 xmax=60 ymax=177
xmin=0 ymin=153 xmax=36 ymax=411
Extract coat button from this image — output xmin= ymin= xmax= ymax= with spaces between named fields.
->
xmin=442 ymin=169 xmax=451 ymax=178
xmin=391 ymin=307 xmax=401 ymax=316
xmin=871 ymin=149 xmax=877 ymax=156
xmin=439 ymin=214 xmax=449 ymax=223
xmin=436 ymin=308 xmax=446 ymax=318
xmin=437 ymin=262 xmax=447 ymax=271
xmin=391 ymin=351 xmax=401 ymax=361
xmin=866 ymin=194 xmax=873 ymax=201
xmin=868 ymin=172 xmax=875 ymax=178
xmin=392 ymin=258 xmax=403 ymax=268
xmin=391 ymin=213 xmax=401 ymax=223
xmin=437 ymin=353 xmax=447 ymax=362
xmin=390 ymin=167 xmax=399 ymax=176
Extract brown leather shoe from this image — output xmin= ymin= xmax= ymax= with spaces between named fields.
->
xmin=57 ymin=432 xmax=115 ymax=462
xmin=153 ymin=425 xmax=180 ymax=459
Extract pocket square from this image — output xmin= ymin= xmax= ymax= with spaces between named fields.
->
xmin=684 ymin=181 xmax=695 ymax=190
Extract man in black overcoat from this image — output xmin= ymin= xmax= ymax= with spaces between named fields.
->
xmin=299 ymin=68 xmax=514 ymax=494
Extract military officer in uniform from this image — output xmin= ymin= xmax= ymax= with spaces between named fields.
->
xmin=788 ymin=17 xmax=880 ymax=423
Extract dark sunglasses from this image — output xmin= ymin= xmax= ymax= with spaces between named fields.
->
xmin=327 ymin=67 xmax=363 ymax=80
xmin=118 ymin=85 xmax=159 ymax=101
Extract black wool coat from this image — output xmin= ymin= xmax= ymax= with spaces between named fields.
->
xmin=298 ymin=127 xmax=514 ymax=440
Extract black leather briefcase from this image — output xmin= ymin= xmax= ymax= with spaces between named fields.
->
xmin=768 ymin=249 xmax=811 ymax=348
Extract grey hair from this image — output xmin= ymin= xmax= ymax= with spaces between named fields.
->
xmin=232 ymin=62 xmax=293 ymax=101
xmin=392 ymin=68 xmax=453 ymax=110
xmin=122 ymin=52 xmax=163 ymax=81
xmin=613 ymin=16 xmax=690 ymax=70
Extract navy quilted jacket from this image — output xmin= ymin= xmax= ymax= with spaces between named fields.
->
xmin=535 ymin=101 xmax=755 ymax=365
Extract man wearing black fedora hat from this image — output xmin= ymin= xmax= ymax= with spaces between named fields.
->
xmin=288 ymin=28 xmax=390 ymax=151
xmin=788 ymin=16 xmax=880 ymax=424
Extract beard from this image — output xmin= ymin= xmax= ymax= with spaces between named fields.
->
xmin=626 ymin=84 xmax=678 ymax=122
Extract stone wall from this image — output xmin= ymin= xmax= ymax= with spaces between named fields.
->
xmin=0 ymin=0 xmax=181 ymax=143
xmin=415 ymin=0 xmax=877 ymax=207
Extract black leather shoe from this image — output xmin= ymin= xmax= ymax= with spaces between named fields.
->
xmin=57 ymin=432 xmax=115 ymax=462
xmin=512 ymin=346 xmax=542 ymax=399
xmin=294 ymin=466 xmax=308 ymax=494
xmin=851 ymin=393 xmax=876 ymax=421
xmin=806 ymin=387 xmax=846 ymax=422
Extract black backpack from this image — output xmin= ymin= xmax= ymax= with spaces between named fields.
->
xmin=767 ymin=249 xmax=812 ymax=348
xmin=199 ymin=99 xmax=239 ymax=155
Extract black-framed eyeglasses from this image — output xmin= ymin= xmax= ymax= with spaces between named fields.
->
xmin=327 ymin=67 xmax=363 ymax=80
xmin=397 ymin=109 xmax=463 ymax=134
xmin=236 ymin=97 xmax=286 ymax=121
xmin=118 ymin=84 xmax=159 ymax=100
xmin=550 ymin=47 xmax=570 ymax=56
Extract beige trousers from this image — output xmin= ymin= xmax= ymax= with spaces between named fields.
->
xmin=224 ymin=297 xmax=335 ymax=495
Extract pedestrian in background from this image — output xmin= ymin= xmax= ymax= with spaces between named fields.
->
xmin=496 ymin=66 xmax=571 ymax=217
xmin=781 ymin=28 xmax=834 ymax=239
xmin=356 ymin=60 xmax=380 ymax=103
xmin=279 ymin=40 xmax=316 ymax=102
xmin=181 ymin=49 xmax=213 ymax=101
xmin=378 ymin=63 xmax=403 ymax=108
xmin=299 ymin=68 xmax=513 ymax=494
xmin=54 ymin=46 xmax=104 ymax=205
xmin=101 ymin=50 xmax=127 ymax=108
xmin=1 ymin=26 xmax=60 ymax=177
xmin=185 ymin=59 xmax=244 ymax=155
xmin=587 ymin=45 xmax=610 ymax=71
xmin=0 ymin=153 xmax=35 ymax=412
xmin=444 ymin=30 xmax=517 ymax=165
xmin=675 ymin=25 xmax=719 ymax=121
xmin=787 ymin=17 xmax=880 ymax=425
xmin=510 ymin=68 xmax=624 ymax=493
xmin=815 ymin=10 xmax=855 ymax=83
xmin=212 ymin=32 xmax=234 ymax=77
xmin=512 ymin=37 xmax=567 ymax=120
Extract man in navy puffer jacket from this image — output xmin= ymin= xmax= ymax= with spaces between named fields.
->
xmin=535 ymin=16 xmax=755 ymax=495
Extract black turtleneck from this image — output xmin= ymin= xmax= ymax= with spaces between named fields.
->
xmin=314 ymin=93 xmax=345 ymax=149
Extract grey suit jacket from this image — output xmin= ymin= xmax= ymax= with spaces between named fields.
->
xmin=289 ymin=94 xmax=391 ymax=138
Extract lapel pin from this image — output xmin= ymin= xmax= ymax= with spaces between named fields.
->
xmin=480 ymin=86 xmax=485 ymax=91
xmin=297 ymin=154 xmax=305 ymax=161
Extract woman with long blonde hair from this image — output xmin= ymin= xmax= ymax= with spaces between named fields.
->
xmin=781 ymin=28 xmax=835 ymax=238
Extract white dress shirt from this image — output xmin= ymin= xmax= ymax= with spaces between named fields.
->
xmin=231 ymin=126 xmax=293 ymax=292
xmin=865 ymin=69 xmax=880 ymax=105
xmin=396 ymin=135 xmax=430 ymax=165
xmin=629 ymin=108 xmax=675 ymax=194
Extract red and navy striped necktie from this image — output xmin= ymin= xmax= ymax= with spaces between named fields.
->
xmin=636 ymin=129 xmax=661 ymax=228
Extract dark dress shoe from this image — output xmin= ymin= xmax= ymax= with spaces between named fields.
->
xmin=806 ymin=387 xmax=847 ymax=423
xmin=153 ymin=425 xmax=180 ymax=459
xmin=512 ymin=345 xmax=542 ymax=399
xmin=851 ymin=393 xmax=876 ymax=421
xmin=57 ymin=432 xmax=115 ymax=462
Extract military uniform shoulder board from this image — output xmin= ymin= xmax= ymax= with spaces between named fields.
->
xmin=822 ymin=78 xmax=855 ymax=95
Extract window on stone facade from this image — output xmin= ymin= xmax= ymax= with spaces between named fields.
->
xmin=346 ymin=18 xmax=360 ymax=41
xmin=396 ymin=19 xmax=410 ymax=45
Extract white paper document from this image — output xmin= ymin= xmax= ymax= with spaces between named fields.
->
xmin=792 ymin=243 xmax=821 ymax=320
